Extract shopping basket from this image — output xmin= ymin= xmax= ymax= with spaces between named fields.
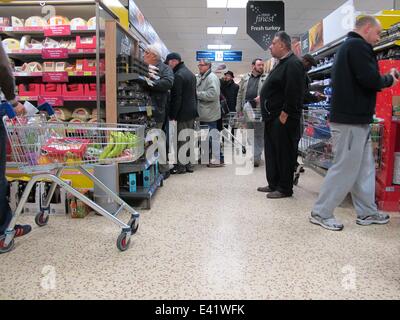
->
xmin=0 ymin=102 xmax=145 ymax=253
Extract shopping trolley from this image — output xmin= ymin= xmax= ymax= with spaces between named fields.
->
xmin=298 ymin=106 xmax=384 ymax=180
xmin=221 ymin=108 xmax=263 ymax=154
xmin=0 ymin=102 xmax=145 ymax=253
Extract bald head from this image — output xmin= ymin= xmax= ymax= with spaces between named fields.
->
xmin=354 ymin=15 xmax=382 ymax=45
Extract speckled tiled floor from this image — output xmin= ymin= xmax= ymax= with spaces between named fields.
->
xmin=1 ymin=163 xmax=399 ymax=300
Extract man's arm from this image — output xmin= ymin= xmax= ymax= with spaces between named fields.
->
xmin=197 ymin=76 xmax=220 ymax=102
xmin=282 ymin=60 xmax=305 ymax=117
xmin=0 ymin=42 xmax=16 ymax=101
xmin=169 ymin=74 xmax=183 ymax=120
xmin=150 ymin=64 xmax=174 ymax=92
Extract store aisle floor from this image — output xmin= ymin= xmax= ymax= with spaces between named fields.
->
xmin=1 ymin=164 xmax=399 ymax=300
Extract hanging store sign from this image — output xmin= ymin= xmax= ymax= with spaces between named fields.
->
xmin=323 ymin=0 xmax=355 ymax=45
xmin=196 ymin=51 xmax=243 ymax=62
xmin=246 ymin=1 xmax=285 ymax=51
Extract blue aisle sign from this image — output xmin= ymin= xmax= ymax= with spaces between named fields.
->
xmin=196 ymin=51 xmax=242 ymax=62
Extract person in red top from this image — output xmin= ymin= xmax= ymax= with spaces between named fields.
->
xmin=0 ymin=41 xmax=31 ymax=251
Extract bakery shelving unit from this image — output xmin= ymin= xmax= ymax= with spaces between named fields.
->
xmin=105 ymin=19 xmax=163 ymax=209
xmin=0 ymin=0 xmax=115 ymax=191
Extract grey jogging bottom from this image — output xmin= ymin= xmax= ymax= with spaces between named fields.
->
xmin=312 ymin=123 xmax=378 ymax=219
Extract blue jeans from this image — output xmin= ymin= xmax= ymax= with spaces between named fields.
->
xmin=0 ymin=121 xmax=11 ymax=235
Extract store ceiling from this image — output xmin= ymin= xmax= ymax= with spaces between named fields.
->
xmin=127 ymin=0 xmax=394 ymax=76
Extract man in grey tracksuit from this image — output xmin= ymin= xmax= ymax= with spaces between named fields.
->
xmin=236 ymin=58 xmax=268 ymax=167
xmin=310 ymin=16 xmax=398 ymax=231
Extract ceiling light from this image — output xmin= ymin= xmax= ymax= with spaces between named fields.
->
xmin=222 ymin=27 xmax=238 ymax=34
xmin=207 ymin=27 xmax=223 ymax=34
xmin=208 ymin=44 xmax=232 ymax=50
xmin=227 ymin=0 xmax=248 ymax=8
xmin=207 ymin=0 xmax=227 ymax=8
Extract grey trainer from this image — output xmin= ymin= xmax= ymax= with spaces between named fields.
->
xmin=310 ymin=214 xmax=344 ymax=231
xmin=356 ymin=213 xmax=390 ymax=226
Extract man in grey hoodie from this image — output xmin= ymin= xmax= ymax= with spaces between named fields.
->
xmin=196 ymin=59 xmax=223 ymax=168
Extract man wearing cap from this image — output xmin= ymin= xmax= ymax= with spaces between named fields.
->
xmin=166 ymin=52 xmax=198 ymax=174
xmin=237 ymin=58 xmax=268 ymax=167
xmin=220 ymin=71 xmax=239 ymax=113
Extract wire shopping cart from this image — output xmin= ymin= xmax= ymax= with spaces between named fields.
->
xmin=0 ymin=102 xmax=145 ymax=254
xmin=298 ymin=106 xmax=384 ymax=180
xmin=221 ymin=108 xmax=263 ymax=154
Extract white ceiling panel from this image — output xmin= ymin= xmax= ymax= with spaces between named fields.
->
xmin=132 ymin=0 xmax=396 ymax=74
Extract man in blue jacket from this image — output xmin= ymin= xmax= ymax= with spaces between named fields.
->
xmin=310 ymin=16 xmax=399 ymax=231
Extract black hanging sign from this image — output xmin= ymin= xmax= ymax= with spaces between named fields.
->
xmin=246 ymin=1 xmax=285 ymax=51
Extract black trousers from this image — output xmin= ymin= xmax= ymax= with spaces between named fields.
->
xmin=264 ymin=117 xmax=300 ymax=195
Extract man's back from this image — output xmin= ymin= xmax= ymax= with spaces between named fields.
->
xmin=330 ymin=32 xmax=393 ymax=125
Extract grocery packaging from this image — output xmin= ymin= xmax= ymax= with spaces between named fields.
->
xmin=72 ymin=108 xmax=91 ymax=121
xmin=25 ymin=16 xmax=47 ymax=27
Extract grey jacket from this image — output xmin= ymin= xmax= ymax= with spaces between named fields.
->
xmin=196 ymin=69 xmax=221 ymax=122
xmin=236 ymin=72 xmax=268 ymax=112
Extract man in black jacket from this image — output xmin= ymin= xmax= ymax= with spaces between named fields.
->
xmin=258 ymin=31 xmax=305 ymax=199
xmin=220 ymin=71 xmax=239 ymax=112
xmin=310 ymin=16 xmax=398 ymax=231
xmin=166 ymin=52 xmax=198 ymax=174
xmin=144 ymin=44 xmax=174 ymax=178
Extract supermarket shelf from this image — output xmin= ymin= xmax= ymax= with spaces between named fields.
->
xmin=311 ymin=36 xmax=346 ymax=60
xmin=120 ymin=174 xmax=164 ymax=209
xmin=13 ymin=71 xmax=103 ymax=77
xmin=374 ymin=40 xmax=400 ymax=52
xmin=0 ymin=26 xmax=98 ymax=35
xmin=118 ymin=154 xmax=159 ymax=174
xmin=6 ymin=48 xmax=104 ymax=58
xmin=117 ymin=73 xmax=154 ymax=85
xmin=118 ymin=105 xmax=153 ymax=114
xmin=308 ymin=63 xmax=334 ymax=76
xmin=19 ymin=96 xmax=105 ymax=101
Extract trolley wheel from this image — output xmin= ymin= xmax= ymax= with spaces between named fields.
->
xmin=35 ymin=212 xmax=49 ymax=227
xmin=116 ymin=232 xmax=131 ymax=252
xmin=0 ymin=237 xmax=15 ymax=254
xmin=128 ymin=217 xmax=139 ymax=235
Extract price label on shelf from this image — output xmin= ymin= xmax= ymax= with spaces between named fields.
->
xmin=44 ymin=25 xmax=71 ymax=37
xmin=38 ymin=96 xmax=64 ymax=107
xmin=42 ymin=48 xmax=69 ymax=59
xmin=42 ymin=72 xmax=69 ymax=83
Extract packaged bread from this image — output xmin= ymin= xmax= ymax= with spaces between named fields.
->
xmin=87 ymin=17 xmax=96 ymax=29
xmin=25 ymin=16 xmax=47 ymax=27
xmin=42 ymin=37 xmax=60 ymax=48
xmin=21 ymin=62 xmax=43 ymax=72
xmin=48 ymin=16 xmax=70 ymax=26
xmin=70 ymin=118 xmax=85 ymax=123
xmin=88 ymin=118 xmax=104 ymax=124
xmin=55 ymin=62 xmax=66 ymax=72
xmin=54 ymin=107 xmax=72 ymax=121
xmin=72 ymin=108 xmax=91 ymax=121
xmin=2 ymin=38 xmax=20 ymax=51
xmin=0 ymin=17 xmax=10 ymax=27
xmin=91 ymin=108 xmax=105 ymax=119
xmin=11 ymin=16 xmax=24 ymax=27
xmin=21 ymin=37 xmax=43 ymax=50
xmin=43 ymin=61 xmax=55 ymax=72
xmin=70 ymin=18 xmax=87 ymax=29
